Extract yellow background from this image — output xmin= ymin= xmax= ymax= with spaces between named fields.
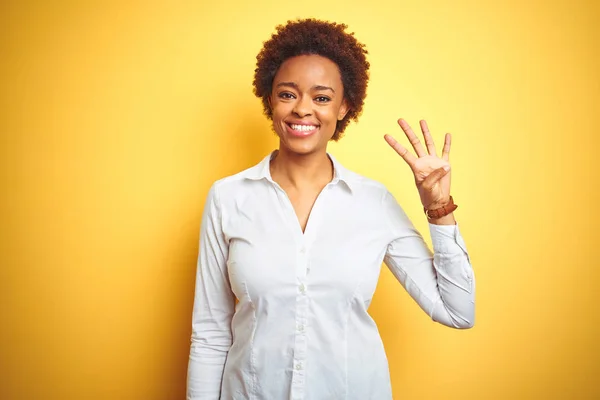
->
xmin=1 ymin=0 xmax=598 ymax=399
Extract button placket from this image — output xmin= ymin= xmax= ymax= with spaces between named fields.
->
xmin=291 ymin=242 xmax=309 ymax=397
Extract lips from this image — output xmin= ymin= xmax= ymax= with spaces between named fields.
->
xmin=285 ymin=121 xmax=319 ymax=137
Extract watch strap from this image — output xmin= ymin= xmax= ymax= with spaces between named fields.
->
xmin=424 ymin=196 xmax=458 ymax=219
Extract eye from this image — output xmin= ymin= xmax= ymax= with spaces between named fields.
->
xmin=278 ymin=92 xmax=295 ymax=99
xmin=315 ymin=96 xmax=331 ymax=103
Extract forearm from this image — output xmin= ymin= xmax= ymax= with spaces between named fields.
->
xmin=430 ymin=252 xmax=475 ymax=328
xmin=428 ymin=223 xmax=475 ymax=328
xmin=187 ymin=340 xmax=229 ymax=399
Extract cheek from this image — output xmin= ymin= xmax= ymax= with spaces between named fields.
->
xmin=316 ymin=106 xmax=338 ymax=123
xmin=271 ymin=102 xmax=290 ymax=121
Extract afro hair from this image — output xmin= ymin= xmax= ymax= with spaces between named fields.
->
xmin=253 ymin=18 xmax=370 ymax=141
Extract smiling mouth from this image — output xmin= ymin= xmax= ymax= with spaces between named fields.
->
xmin=286 ymin=122 xmax=319 ymax=135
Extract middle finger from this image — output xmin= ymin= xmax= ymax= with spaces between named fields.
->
xmin=398 ymin=118 xmax=427 ymax=157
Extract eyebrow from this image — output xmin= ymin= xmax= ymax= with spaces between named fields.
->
xmin=276 ymin=82 xmax=335 ymax=93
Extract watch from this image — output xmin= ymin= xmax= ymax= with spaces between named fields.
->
xmin=424 ymin=196 xmax=458 ymax=219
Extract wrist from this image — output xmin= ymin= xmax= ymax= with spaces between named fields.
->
xmin=424 ymin=195 xmax=458 ymax=221
xmin=425 ymin=197 xmax=451 ymax=209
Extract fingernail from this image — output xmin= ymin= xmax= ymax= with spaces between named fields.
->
xmin=443 ymin=165 xmax=450 ymax=171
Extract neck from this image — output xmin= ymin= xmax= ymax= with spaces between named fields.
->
xmin=269 ymin=147 xmax=334 ymax=190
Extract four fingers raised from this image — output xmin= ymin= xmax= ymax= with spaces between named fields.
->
xmin=385 ymin=119 xmax=452 ymax=164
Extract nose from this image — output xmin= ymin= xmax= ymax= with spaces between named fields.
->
xmin=292 ymin=95 xmax=312 ymax=117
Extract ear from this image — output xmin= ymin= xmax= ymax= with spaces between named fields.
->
xmin=337 ymin=98 xmax=349 ymax=121
xmin=267 ymin=95 xmax=272 ymax=111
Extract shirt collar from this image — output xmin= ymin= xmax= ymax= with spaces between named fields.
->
xmin=246 ymin=150 xmax=354 ymax=193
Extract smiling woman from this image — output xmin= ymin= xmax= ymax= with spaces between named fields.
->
xmin=186 ymin=18 xmax=476 ymax=400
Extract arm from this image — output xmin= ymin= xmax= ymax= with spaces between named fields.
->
xmin=382 ymin=190 xmax=475 ymax=329
xmin=187 ymin=183 xmax=236 ymax=399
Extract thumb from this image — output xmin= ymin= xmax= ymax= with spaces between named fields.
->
xmin=423 ymin=165 xmax=450 ymax=188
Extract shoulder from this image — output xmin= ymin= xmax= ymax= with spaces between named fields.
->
xmin=342 ymin=167 xmax=412 ymax=229
xmin=341 ymin=166 xmax=392 ymax=201
xmin=330 ymin=152 xmax=390 ymax=198
xmin=207 ymin=156 xmax=268 ymax=204
xmin=211 ymin=167 xmax=253 ymax=190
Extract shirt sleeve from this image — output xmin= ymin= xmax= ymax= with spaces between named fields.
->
xmin=187 ymin=183 xmax=236 ymax=399
xmin=382 ymin=190 xmax=476 ymax=329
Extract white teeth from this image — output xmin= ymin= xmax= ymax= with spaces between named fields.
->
xmin=290 ymin=124 xmax=317 ymax=132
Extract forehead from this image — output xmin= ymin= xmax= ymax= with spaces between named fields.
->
xmin=273 ymin=54 xmax=342 ymax=88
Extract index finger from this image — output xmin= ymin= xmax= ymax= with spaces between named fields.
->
xmin=398 ymin=119 xmax=428 ymax=157
xmin=384 ymin=134 xmax=417 ymax=168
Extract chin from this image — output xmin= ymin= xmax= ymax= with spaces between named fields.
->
xmin=277 ymin=127 xmax=332 ymax=154
xmin=282 ymin=141 xmax=320 ymax=155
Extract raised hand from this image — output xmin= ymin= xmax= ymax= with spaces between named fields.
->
xmin=384 ymin=119 xmax=452 ymax=210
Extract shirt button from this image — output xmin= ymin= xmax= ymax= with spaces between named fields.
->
xmin=295 ymin=362 xmax=303 ymax=371
xmin=300 ymin=247 xmax=306 ymax=254
xmin=299 ymin=283 xmax=306 ymax=293
xmin=298 ymin=324 xmax=304 ymax=332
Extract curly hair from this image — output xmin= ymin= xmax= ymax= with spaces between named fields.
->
xmin=253 ymin=18 xmax=370 ymax=141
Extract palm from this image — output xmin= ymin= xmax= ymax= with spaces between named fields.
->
xmin=384 ymin=119 xmax=452 ymax=209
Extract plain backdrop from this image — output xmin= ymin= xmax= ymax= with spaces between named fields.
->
xmin=1 ymin=1 xmax=598 ymax=399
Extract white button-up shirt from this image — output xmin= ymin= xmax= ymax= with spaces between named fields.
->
xmin=187 ymin=151 xmax=476 ymax=400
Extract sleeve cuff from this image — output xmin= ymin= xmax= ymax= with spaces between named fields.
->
xmin=428 ymin=222 xmax=470 ymax=257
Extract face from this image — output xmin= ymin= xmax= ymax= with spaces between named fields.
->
xmin=268 ymin=54 xmax=349 ymax=155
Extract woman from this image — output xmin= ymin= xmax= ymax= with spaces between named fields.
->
xmin=187 ymin=18 xmax=475 ymax=400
